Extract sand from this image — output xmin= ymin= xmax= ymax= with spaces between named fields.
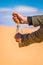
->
xmin=0 ymin=26 xmax=43 ymax=65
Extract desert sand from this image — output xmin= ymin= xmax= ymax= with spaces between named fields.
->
xmin=0 ymin=26 xmax=43 ymax=65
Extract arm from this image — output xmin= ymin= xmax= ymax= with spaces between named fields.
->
xmin=19 ymin=15 xmax=43 ymax=47
xmin=27 ymin=15 xmax=43 ymax=26
xmin=12 ymin=13 xmax=43 ymax=26
xmin=19 ymin=25 xmax=43 ymax=47
xmin=13 ymin=13 xmax=43 ymax=47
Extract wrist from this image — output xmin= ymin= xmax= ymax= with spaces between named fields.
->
xmin=27 ymin=17 xmax=32 ymax=25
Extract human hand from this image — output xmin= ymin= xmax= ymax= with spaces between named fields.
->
xmin=12 ymin=12 xmax=28 ymax=24
xmin=14 ymin=33 xmax=22 ymax=43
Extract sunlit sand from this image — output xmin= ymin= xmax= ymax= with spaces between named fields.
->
xmin=0 ymin=26 xmax=43 ymax=65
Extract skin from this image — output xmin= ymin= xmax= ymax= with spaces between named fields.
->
xmin=15 ymin=38 xmax=22 ymax=43
xmin=12 ymin=12 xmax=28 ymax=24
xmin=12 ymin=12 xmax=28 ymax=43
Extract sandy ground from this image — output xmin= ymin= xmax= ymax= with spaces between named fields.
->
xmin=0 ymin=26 xmax=43 ymax=65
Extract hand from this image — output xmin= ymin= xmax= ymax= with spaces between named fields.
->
xmin=14 ymin=33 xmax=22 ymax=43
xmin=12 ymin=12 xmax=28 ymax=24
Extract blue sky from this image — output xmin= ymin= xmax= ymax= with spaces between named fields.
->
xmin=0 ymin=0 xmax=43 ymax=9
xmin=0 ymin=0 xmax=43 ymax=27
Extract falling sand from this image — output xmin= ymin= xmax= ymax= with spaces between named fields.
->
xmin=0 ymin=26 xmax=43 ymax=65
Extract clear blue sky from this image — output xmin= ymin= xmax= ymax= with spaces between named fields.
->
xmin=0 ymin=0 xmax=43 ymax=9
xmin=0 ymin=0 xmax=43 ymax=26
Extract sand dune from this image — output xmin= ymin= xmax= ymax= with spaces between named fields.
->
xmin=0 ymin=26 xmax=43 ymax=65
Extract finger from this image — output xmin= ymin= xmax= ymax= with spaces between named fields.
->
xmin=15 ymin=39 xmax=19 ymax=42
xmin=20 ymin=20 xmax=24 ymax=24
xmin=12 ymin=17 xmax=18 ymax=23
xmin=13 ymin=16 xmax=21 ymax=24
xmin=15 ymin=38 xmax=21 ymax=43
xmin=12 ymin=12 xmax=18 ymax=17
xmin=12 ymin=14 xmax=17 ymax=17
xmin=12 ymin=12 xmax=23 ymax=20
xmin=15 ymin=33 xmax=22 ymax=38
xmin=12 ymin=12 xmax=23 ymax=24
